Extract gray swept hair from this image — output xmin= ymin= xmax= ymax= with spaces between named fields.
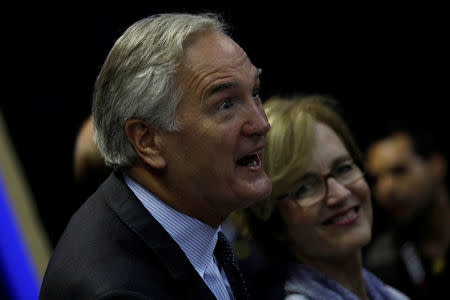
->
xmin=93 ymin=13 xmax=227 ymax=169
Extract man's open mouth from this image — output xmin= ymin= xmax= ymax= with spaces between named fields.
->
xmin=236 ymin=152 xmax=261 ymax=167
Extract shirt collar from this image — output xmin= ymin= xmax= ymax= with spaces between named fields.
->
xmin=123 ymin=175 xmax=221 ymax=277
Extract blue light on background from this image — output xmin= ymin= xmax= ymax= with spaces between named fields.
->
xmin=0 ymin=171 xmax=40 ymax=300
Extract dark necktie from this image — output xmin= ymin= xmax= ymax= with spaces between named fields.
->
xmin=214 ymin=231 xmax=249 ymax=300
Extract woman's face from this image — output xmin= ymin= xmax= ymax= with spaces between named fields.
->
xmin=278 ymin=122 xmax=372 ymax=263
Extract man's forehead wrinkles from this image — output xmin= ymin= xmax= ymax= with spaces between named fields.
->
xmin=182 ymin=65 xmax=226 ymax=99
xmin=202 ymin=65 xmax=259 ymax=97
xmin=177 ymin=50 xmax=257 ymax=105
xmin=183 ymin=64 xmax=216 ymax=88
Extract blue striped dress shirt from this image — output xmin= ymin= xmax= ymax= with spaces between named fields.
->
xmin=124 ymin=175 xmax=234 ymax=300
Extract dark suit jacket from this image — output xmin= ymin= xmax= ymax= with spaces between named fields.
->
xmin=39 ymin=172 xmax=217 ymax=299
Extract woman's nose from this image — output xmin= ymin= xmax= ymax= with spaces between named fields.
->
xmin=325 ymin=177 xmax=352 ymax=206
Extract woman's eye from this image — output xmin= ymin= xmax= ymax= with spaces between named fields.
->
xmin=218 ymin=100 xmax=233 ymax=110
xmin=294 ymin=184 xmax=313 ymax=199
xmin=334 ymin=163 xmax=353 ymax=176
xmin=293 ymin=177 xmax=319 ymax=199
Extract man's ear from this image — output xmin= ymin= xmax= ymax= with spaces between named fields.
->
xmin=430 ymin=152 xmax=447 ymax=183
xmin=125 ymin=119 xmax=167 ymax=169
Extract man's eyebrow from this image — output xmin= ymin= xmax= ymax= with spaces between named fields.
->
xmin=207 ymin=81 xmax=237 ymax=97
xmin=206 ymin=68 xmax=262 ymax=98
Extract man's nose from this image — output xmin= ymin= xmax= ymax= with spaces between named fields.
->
xmin=376 ymin=175 xmax=395 ymax=201
xmin=241 ymin=102 xmax=270 ymax=137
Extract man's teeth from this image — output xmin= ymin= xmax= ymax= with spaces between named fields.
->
xmin=247 ymin=160 xmax=258 ymax=167
xmin=237 ymin=151 xmax=260 ymax=167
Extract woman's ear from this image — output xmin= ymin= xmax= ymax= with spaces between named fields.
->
xmin=125 ymin=119 xmax=167 ymax=169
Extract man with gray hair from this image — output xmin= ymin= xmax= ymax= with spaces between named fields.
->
xmin=39 ymin=13 xmax=272 ymax=300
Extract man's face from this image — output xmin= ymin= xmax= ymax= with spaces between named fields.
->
xmin=366 ymin=133 xmax=435 ymax=224
xmin=159 ymin=31 xmax=272 ymax=223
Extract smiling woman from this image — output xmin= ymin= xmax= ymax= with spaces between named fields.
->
xmin=236 ymin=94 xmax=410 ymax=300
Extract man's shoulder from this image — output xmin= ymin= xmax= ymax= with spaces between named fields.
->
xmin=40 ymin=173 xmax=163 ymax=298
xmin=40 ymin=172 xmax=215 ymax=300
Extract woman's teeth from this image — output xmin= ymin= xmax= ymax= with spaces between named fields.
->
xmin=325 ymin=207 xmax=359 ymax=225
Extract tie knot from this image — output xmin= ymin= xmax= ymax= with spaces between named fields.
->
xmin=215 ymin=232 xmax=234 ymax=259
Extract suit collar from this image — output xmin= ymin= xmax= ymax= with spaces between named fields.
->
xmin=123 ymin=175 xmax=221 ymax=278
xmin=100 ymin=172 xmax=197 ymax=281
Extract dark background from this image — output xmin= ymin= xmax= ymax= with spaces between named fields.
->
xmin=4 ymin=2 xmax=448 ymax=247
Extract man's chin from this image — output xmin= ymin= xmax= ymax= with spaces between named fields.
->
xmin=238 ymin=180 xmax=272 ymax=208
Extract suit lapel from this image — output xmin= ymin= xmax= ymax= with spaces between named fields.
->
xmin=101 ymin=172 xmax=216 ymax=299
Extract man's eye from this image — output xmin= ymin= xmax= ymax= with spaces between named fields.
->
xmin=252 ymin=88 xmax=260 ymax=99
xmin=218 ymin=100 xmax=233 ymax=110
xmin=391 ymin=165 xmax=408 ymax=176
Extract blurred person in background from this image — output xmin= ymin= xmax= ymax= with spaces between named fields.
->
xmin=364 ymin=120 xmax=450 ymax=300
xmin=72 ymin=115 xmax=110 ymax=202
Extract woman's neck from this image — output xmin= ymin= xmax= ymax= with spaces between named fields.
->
xmin=295 ymin=251 xmax=370 ymax=300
